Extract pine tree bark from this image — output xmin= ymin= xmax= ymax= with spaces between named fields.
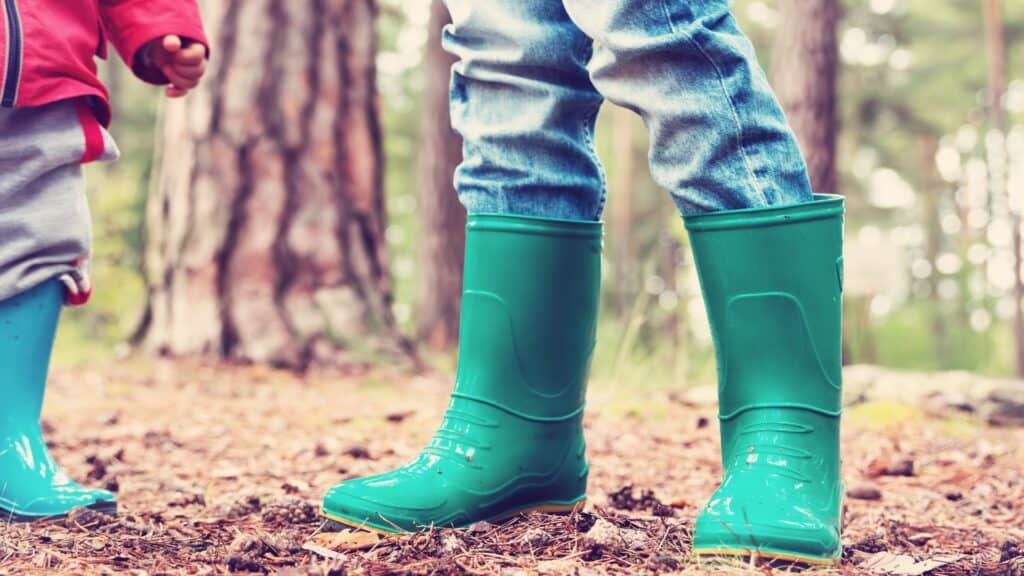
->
xmin=136 ymin=0 xmax=406 ymax=369
xmin=772 ymin=0 xmax=840 ymax=196
xmin=415 ymin=0 xmax=465 ymax=350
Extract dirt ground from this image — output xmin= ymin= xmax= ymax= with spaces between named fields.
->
xmin=1 ymin=359 xmax=1022 ymax=575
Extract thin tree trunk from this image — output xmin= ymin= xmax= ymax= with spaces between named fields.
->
xmin=136 ymin=0 xmax=408 ymax=370
xmin=772 ymin=0 xmax=840 ymax=196
xmin=920 ymin=136 xmax=950 ymax=367
xmin=415 ymin=0 xmax=465 ymax=350
xmin=609 ymin=107 xmax=636 ymax=319
xmin=981 ymin=0 xmax=1021 ymax=377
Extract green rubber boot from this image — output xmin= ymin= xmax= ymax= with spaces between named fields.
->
xmin=1 ymin=281 xmax=117 ymax=521
xmin=688 ymin=195 xmax=845 ymax=565
xmin=322 ymin=214 xmax=602 ymax=533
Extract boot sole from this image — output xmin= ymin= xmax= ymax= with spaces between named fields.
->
xmin=321 ymin=497 xmax=587 ymax=535
xmin=692 ymin=546 xmax=840 ymax=567
xmin=1 ymin=500 xmax=118 ymax=524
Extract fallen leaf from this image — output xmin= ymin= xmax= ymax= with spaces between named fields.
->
xmin=858 ymin=551 xmax=959 ymax=575
xmin=304 ymin=530 xmax=382 ymax=555
xmin=302 ymin=543 xmax=346 ymax=560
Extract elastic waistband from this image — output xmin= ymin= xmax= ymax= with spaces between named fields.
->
xmin=684 ymin=194 xmax=844 ymax=232
xmin=468 ymin=213 xmax=604 ymax=238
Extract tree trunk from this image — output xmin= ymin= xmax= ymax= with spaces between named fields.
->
xmin=609 ymin=107 xmax=636 ymax=319
xmin=136 ymin=0 xmax=407 ymax=370
xmin=414 ymin=0 xmax=465 ymax=350
xmin=981 ymin=0 xmax=1022 ymax=377
xmin=772 ymin=0 xmax=840 ymax=196
xmin=919 ymin=135 xmax=950 ymax=367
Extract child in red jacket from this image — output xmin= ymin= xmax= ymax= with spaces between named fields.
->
xmin=0 ymin=0 xmax=208 ymax=521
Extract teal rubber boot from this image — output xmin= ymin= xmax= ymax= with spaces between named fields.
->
xmin=322 ymin=214 xmax=602 ymax=533
xmin=688 ymin=195 xmax=844 ymax=564
xmin=0 ymin=281 xmax=117 ymax=521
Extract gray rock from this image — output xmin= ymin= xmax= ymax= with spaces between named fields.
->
xmin=583 ymin=518 xmax=650 ymax=551
xmin=843 ymin=365 xmax=1024 ymax=426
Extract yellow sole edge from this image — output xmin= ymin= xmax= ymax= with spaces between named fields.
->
xmin=320 ymin=511 xmax=401 ymax=535
xmin=320 ymin=498 xmax=587 ymax=535
xmin=693 ymin=546 xmax=841 ymax=567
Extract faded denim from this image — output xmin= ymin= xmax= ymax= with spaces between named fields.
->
xmin=442 ymin=0 xmax=814 ymax=219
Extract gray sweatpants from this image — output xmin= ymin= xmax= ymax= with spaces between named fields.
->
xmin=0 ymin=99 xmax=118 ymax=304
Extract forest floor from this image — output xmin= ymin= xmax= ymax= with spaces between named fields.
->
xmin=1 ymin=359 xmax=1022 ymax=576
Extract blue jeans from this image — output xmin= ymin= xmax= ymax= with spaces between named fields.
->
xmin=442 ymin=0 xmax=813 ymax=219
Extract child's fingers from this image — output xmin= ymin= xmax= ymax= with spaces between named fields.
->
xmin=171 ymin=61 xmax=207 ymax=80
xmin=154 ymin=39 xmax=206 ymax=97
xmin=165 ymin=85 xmax=188 ymax=98
xmin=161 ymin=65 xmax=201 ymax=90
xmin=173 ymin=44 xmax=207 ymax=66
xmin=162 ymin=35 xmax=182 ymax=54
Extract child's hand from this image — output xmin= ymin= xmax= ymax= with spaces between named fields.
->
xmin=147 ymin=35 xmax=207 ymax=98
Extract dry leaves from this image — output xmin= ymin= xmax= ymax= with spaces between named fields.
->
xmin=857 ymin=551 xmax=961 ymax=575
xmin=303 ymin=530 xmax=383 ymax=558
xmin=0 ymin=359 xmax=1020 ymax=575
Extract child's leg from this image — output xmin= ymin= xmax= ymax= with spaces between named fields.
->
xmin=561 ymin=0 xmax=813 ymax=215
xmin=561 ymin=0 xmax=843 ymax=564
xmin=0 ymin=99 xmax=115 ymax=301
xmin=321 ymin=1 xmax=605 ymax=532
xmin=0 ymin=100 xmax=117 ymax=521
xmin=444 ymin=0 xmax=605 ymax=220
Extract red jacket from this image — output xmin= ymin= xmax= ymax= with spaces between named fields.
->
xmin=0 ymin=0 xmax=208 ymax=126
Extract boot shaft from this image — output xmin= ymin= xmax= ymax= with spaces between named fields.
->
xmin=455 ymin=214 xmax=603 ymax=420
xmin=0 ymin=281 xmax=63 ymax=424
xmin=686 ymin=195 xmax=844 ymax=473
xmin=686 ymin=195 xmax=844 ymax=419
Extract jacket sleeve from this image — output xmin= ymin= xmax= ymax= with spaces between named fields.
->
xmin=98 ymin=0 xmax=209 ymax=85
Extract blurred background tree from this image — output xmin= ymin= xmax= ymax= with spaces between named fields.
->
xmin=414 ymin=0 xmax=465 ymax=352
xmin=134 ymin=0 xmax=406 ymax=370
xmin=773 ymin=0 xmax=840 ymax=196
xmin=62 ymin=0 xmax=1024 ymax=383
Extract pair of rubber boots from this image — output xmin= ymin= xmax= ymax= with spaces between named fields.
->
xmin=322 ymin=195 xmax=845 ymax=564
